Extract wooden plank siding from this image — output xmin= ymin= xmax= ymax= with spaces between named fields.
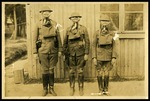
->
xmin=118 ymin=38 xmax=145 ymax=78
xmin=27 ymin=3 xmax=145 ymax=79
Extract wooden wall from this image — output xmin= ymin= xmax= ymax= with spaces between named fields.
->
xmin=117 ymin=38 xmax=145 ymax=78
xmin=26 ymin=3 xmax=146 ymax=79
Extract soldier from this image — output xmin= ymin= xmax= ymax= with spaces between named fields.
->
xmin=63 ymin=12 xmax=90 ymax=96
xmin=92 ymin=14 xmax=117 ymax=96
xmin=33 ymin=6 xmax=62 ymax=96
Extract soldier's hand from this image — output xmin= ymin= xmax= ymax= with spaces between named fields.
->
xmin=33 ymin=53 xmax=38 ymax=59
xmin=111 ymin=58 xmax=116 ymax=65
xmin=63 ymin=55 xmax=65 ymax=61
xmin=84 ymin=54 xmax=88 ymax=61
xmin=58 ymin=52 xmax=62 ymax=57
xmin=93 ymin=58 xmax=97 ymax=66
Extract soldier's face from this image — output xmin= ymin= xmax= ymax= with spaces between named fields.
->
xmin=71 ymin=17 xmax=80 ymax=23
xmin=42 ymin=11 xmax=51 ymax=18
xmin=100 ymin=21 xmax=110 ymax=34
xmin=101 ymin=25 xmax=108 ymax=34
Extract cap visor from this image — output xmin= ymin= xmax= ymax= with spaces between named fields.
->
xmin=39 ymin=10 xmax=53 ymax=13
xmin=69 ymin=16 xmax=82 ymax=19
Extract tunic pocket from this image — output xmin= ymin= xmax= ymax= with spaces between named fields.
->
xmin=106 ymin=49 xmax=112 ymax=59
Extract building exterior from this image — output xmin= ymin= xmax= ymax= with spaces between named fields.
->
xmin=26 ymin=2 xmax=148 ymax=80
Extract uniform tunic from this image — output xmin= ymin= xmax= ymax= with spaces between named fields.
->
xmin=63 ymin=24 xmax=90 ymax=74
xmin=92 ymin=30 xmax=117 ymax=70
xmin=33 ymin=19 xmax=62 ymax=74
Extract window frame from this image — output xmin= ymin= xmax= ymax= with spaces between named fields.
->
xmin=122 ymin=3 xmax=145 ymax=34
xmin=100 ymin=3 xmax=145 ymax=35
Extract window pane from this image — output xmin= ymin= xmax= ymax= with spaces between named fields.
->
xmin=124 ymin=13 xmax=143 ymax=31
xmin=100 ymin=4 xmax=119 ymax=11
xmin=102 ymin=13 xmax=119 ymax=31
xmin=125 ymin=4 xmax=143 ymax=11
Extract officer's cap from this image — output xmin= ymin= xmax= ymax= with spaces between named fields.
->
xmin=69 ymin=12 xmax=82 ymax=19
xmin=39 ymin=6 xmax=53 ymax=13
xmin=99 ymin=14 xmax=110 ymax=21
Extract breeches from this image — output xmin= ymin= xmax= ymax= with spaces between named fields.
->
xmin=96 ymin=61 xmax=112 ymax=77
xmin=39 ymin=53 xmax=58 ymax=74
xmin=69 ymin=55 xmax=86 ymax=76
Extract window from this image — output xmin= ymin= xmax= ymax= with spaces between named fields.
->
xmin=124 ymin=4 xmax=143 ymax=31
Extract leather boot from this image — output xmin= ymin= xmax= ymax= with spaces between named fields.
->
xmin=49 ymin=73 xmax=57 ymax=96
xmin=97 ymin=76 xmax=103 ymax=95
xmin=42 ymin=74 xmax=49 ymax=96
xmin=103 ymin=76 xmax=110 ymax=95
xmin=78 ymin=75 xmax=84 ymax=96
xmin=69 ymin=75 xmax=75 ymax=96
xmin=49 ymin=86 xmax=57 ymax=96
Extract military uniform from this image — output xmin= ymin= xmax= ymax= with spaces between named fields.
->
xmin=33 ymin=6 xmax=62 ymax=96
xmin=63 ymin=12 xmax=90 ymax=96
xmin=92 ymin=14 xmax=117 ymax=95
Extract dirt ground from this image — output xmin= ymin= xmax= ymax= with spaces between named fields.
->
xmin=3 ymin=56 xmax=148 ymax=99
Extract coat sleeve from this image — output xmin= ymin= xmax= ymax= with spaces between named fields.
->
xmin=92 ymin=31 xmax=98 ymax=59
xmin=83 ymin=27 xmax=90 ymax=55
xmin=32 ymin=24 xmax=39 ymax=54
xmin=56 ymin=28 xmax=63 ymax=52
xmin=63 ymin=29 xmax=68 ymax=55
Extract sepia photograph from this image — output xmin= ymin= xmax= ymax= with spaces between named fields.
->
xmin=2 ymin=2 xmax=148 ymax=99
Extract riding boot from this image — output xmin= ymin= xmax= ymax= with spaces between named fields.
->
xmin=78 ymin=75 xmax=84 ymax=96
xmin=103 ymin=76 xmax=110 ymax=95
xmin=42 ymin=74 xmax=49 ymax=96
xmin=49 ymin=73 xmax=57 ymax=96
xmin=97 ymin=76 xmax=104 ymax=95
xmin=69 ymin=75 xmax=75 ymax=96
